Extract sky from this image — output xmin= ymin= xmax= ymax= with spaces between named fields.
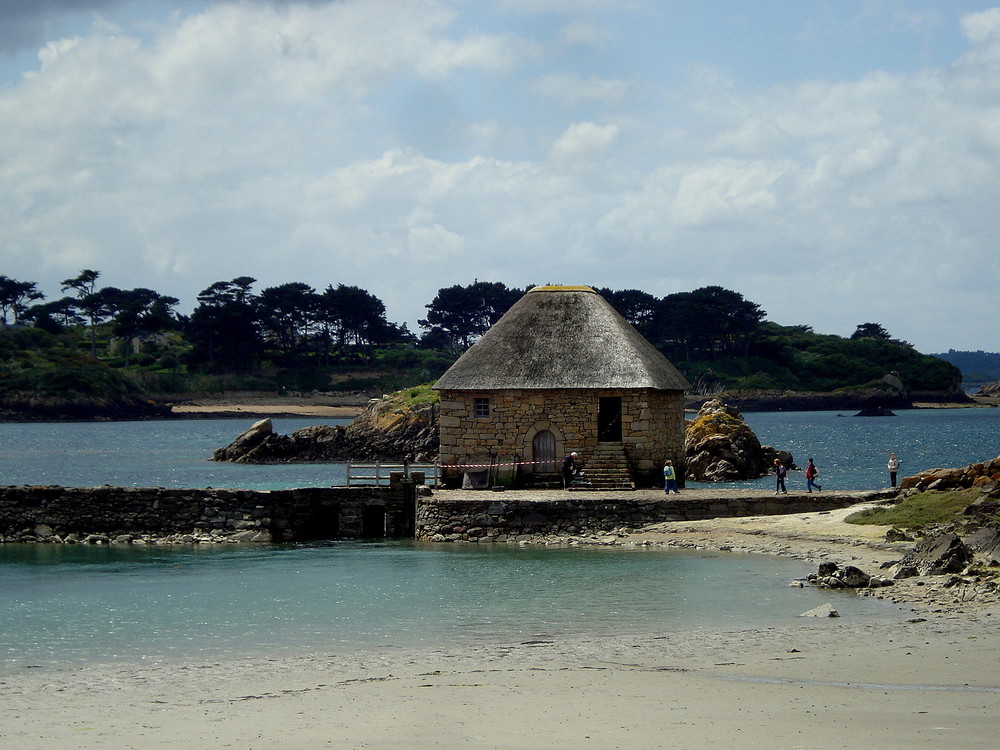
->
xmin=1 ymin=0 xmax=999 ymax=353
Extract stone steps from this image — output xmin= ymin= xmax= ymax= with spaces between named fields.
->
xmin=571 ymin=444 xmax=634 ymax=490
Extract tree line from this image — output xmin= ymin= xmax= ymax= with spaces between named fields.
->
xmin=0 ymin=272 xmax=961 ymax=393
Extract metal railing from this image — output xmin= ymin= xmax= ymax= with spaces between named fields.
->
xmin=346 ymin=462 xmax=440 ymax=487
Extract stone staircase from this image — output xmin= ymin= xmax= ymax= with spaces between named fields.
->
xmin=570 ymin=444 xmax=635 ymax=490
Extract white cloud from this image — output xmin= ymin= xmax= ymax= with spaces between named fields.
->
xmin=532 ymin=72 xmax=630 ymax=106
xmin=416 ymin=33 xmax=536 ymax=79
xmin=961 ymin=7 xmax=1000 ymax=43
xmin=549 ymin=121 xmax=619 ymax=162
xmin=0 ymin=1 xmax=998 ymax=351
xmin=668 ymin=160 xmax=783 ymax=228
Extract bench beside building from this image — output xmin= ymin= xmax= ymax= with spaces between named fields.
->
xmin=433 ymin=285 xmax=691 ymax=488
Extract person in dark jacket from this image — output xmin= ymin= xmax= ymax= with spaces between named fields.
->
xmin=562 ymin=452 xmax=579 ymax=488
xmin=774 ymin=458 xmax=788 ymax=494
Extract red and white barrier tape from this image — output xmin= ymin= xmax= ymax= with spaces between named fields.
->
xmin=444 ymin=459 xmax=564 ymax=469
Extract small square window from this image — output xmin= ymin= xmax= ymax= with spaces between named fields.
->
xmin=473 ymin=397 xmax=490 ymax=418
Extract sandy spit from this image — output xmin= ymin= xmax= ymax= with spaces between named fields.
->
xmin=167 ymin=395 xmax=366 ymax=419
xmin=3 ymin=507 xmax=1000 ymax=749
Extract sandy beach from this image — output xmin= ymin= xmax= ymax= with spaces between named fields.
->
xmin=3 ymin=505 xmax=999 ymax=749
xmin=167 ymin=394 xmax=366 ymax=419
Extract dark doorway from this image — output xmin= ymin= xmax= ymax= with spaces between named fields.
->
xmin=295 ymin=503 xmax=340 ymax=541
xmin=597 ymin=397 xmax=623 ymax=442
xmin=362 ymin=506 xmax=387 ymax=538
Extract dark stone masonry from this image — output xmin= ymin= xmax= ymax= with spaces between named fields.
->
xmin=0 ymin=476 xmax=419 ymax=544
xmin=1 ymin=481 xmax=895 ymax=545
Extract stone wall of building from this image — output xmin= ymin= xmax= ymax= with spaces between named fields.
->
xmin=415 ymin=491 xmax=884 ymax=543
xmin=0 ymin=480 xmax=417 ymax=544
xmin=438 ymin=388 xmax=685 ymax=487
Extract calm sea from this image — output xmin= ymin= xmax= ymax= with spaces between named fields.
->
xmin=0 ymin=541 xmax=898 ymax=672
xmin=1 ymin=408 xmax=997 ymax=672
xmin=2 ymin=408 xmax=998 ymax=491
xmin=719 ymin=407 xmax=1000 ymax=490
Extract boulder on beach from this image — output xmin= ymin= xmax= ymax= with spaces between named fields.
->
xmin=799 ymin=603 xmax=840 ymax=618
xmin=892 ymin=532 xmax=973 ymax=579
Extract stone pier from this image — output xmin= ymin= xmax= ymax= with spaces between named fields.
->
xmin=1 ymin=482 xmax=896 ymax=545
xmin=415 ymin=487 xmax=898 ymax=543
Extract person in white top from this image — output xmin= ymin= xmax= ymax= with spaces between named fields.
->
xmin=887 ymin=452 xmax=900 ymax=487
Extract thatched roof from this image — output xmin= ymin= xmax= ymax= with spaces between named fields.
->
xmin=434 ymin=286 xmax=690 ymax=391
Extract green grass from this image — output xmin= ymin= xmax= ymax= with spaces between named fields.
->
xmin=845 ymin=488 xmax=982 ymax=530
xmin=396 ymin=383 xmax=440 ymax=407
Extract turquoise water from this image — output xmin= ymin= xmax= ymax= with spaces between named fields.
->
xmin=2 ymin=408 xmax=996 ymax=672
xmin=0 ymin=541 xmax=897 ymax=672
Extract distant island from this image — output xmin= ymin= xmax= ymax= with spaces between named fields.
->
xmin=931 ymin=349 xmax=1000 ymax=384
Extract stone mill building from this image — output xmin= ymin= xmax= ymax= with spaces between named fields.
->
xmin=433 ymin=285 xmax=690 ymax=489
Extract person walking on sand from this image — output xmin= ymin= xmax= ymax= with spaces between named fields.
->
xmin=663 ymin=459 xmax=680 ymax=494
xmin=774 ymin=458 xmax=787 ymax=494
xmin=805 ymin=458 xmax=822 ymax=493
xmin=887 ymin=452 xmax=900 ymax=488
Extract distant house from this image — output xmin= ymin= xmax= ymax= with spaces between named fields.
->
xmin=433 ymin=285 xmax=690 ymax=488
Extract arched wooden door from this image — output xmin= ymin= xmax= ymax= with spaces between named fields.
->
xmin=532 ymin=430 xmax=558 ymax=472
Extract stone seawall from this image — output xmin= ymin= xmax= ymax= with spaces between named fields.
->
xmin=2 ymin=484 xmax=895 ymax=545
xmin=415 ymin=489 xmax=895 ymax=543
xmin=0 ymin=480 xmax=417 ymax=544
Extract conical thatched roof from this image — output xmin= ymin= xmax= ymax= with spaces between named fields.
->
xmin=434 ymin=286 xmax=690 ymax=391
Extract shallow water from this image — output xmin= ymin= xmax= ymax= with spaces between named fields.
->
xmin=0 ymin=540 xmax=900 ymax=672
xmin=2 ymin=409 xmax=994 ymax=673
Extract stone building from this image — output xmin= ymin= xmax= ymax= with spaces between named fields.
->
xmin=433 ymin=285 xmax=690 ymax=488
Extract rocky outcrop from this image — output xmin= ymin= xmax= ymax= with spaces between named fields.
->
xmin=899 ymin=455 xmax=1000 ymax=492
xmin=683 ymin=399 xmax=790 ymax=481
xmin=962 ymin=526 xmax=1000 ymax=564
xmin=892 ymin=533 xmax=973 ymax=578
xmin=880 ymin=457 xmax=1000 ymax=582
xmin=213 ymin=395 xmax=438 ymax=463
xmin=975 ymin=380 xmax=1000 ymax=397
xmin=854 ymin=406 xmax=896 ymax=417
